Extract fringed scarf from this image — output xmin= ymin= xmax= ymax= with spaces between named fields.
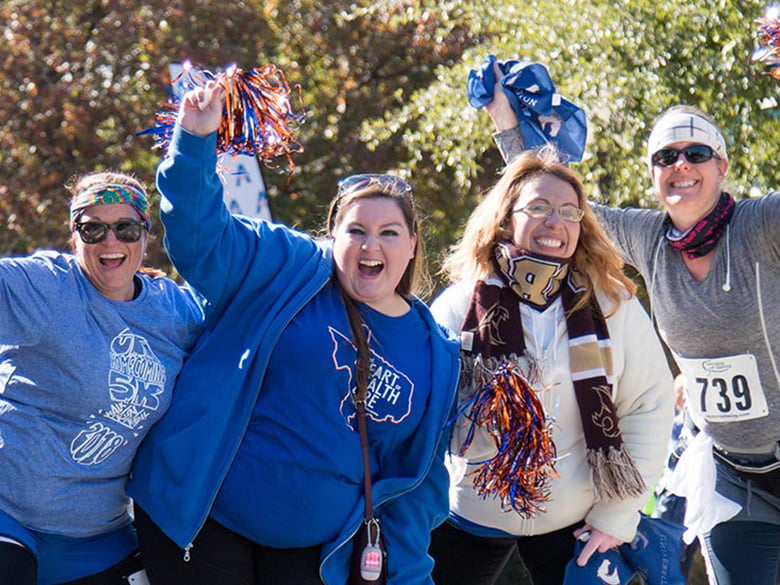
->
xmin=455 ymin=242 xmax=645 ymax=516
xmin=664 ymin=191 xmax=735 ymax=259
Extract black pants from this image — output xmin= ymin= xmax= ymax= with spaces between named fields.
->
xmin=0 ymin=541 xmax=143 ymax=585
xmin=134 ymin=506 xmax=324 ymax=585
xmin=429 ymin=519 xmax=578 ymax=585
xmin=0 ymin=542 xmax=36 ymax=584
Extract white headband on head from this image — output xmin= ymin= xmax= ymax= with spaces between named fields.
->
xmin=647 ymin=112 xmax=727 ymax=167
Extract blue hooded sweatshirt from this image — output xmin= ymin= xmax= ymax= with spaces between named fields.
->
xmin=128 ymin=125 xmax=460 ymax=585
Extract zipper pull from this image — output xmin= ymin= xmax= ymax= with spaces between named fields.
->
xmin=183 ymin=543 xmax=193 ymax=563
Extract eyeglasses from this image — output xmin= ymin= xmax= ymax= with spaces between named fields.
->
xmin=337 ymin=174 xmax=413 ymax=199
xmin=513 ymin=202 xmax=585 ymax=223
xmin=651 ymin=144 xmax=719 ymax=168
xmin=74 ymin=220 xmax=146 ymax=244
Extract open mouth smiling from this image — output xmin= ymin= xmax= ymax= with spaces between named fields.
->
xmin=671 ymin=179 xmax=698 ymax=188
xmin=358 ymin=259 xmax=384 ymax=276
xmin=99 ymin=252 xmax=126 ymax=268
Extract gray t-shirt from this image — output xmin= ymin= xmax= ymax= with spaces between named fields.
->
xmin=495 ymin=127 xmax=780 ymax=452
xmin=592 ymin=198 xmax=780 ymax=451
xmin=0 ymin=251 xmax=203 ymax=536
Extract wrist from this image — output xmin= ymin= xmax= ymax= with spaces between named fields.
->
xmin=488 ymin=111 xmax=519 ymax=132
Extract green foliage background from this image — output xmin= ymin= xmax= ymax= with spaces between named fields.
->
xmin=3 ymin=0 xmax=778 ymax=295
xmin=2 ymin=2 xmax=776 ymax=582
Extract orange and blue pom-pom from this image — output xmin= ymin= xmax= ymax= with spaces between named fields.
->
xmin=455 ymin=361 xmax=557 ymax=516
xmin=753 ymin=5 xmax=780 ymax=81
xmin=138 ymin=62 xmax=305 ymax=171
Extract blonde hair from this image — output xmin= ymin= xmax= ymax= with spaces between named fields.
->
xmin=443 ymin=146 xmax=635 ymax=313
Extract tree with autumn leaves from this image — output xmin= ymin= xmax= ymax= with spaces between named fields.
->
xmin=2 ymin=1 xmax=777 ymax=294
xmin=3 ymin=4 xmax=778 ymax=583
xmin=0 ymin=0 xmax=476 ymax=273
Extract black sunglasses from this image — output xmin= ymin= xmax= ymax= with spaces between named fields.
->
xmin=651 ymin=144 xmax=719 ymax=168
xmin=75 ymin=220 xmax=146 ymax=244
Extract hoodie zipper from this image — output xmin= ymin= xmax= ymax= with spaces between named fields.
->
xmin=180 ymin=276 xmax=331 ymax=562
xmin=319 ymin=332 xmax=459 ymax=579
xmin=318 ymin=440 xmax=440 ymax=580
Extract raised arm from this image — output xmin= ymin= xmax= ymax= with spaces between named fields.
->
xmin=178 ymin=81 xmax=226 ymax=138
xmin=483 ymin=63 xmax=526 ymax=163
xmin=157 ymin=81 xmax=322 ymax=322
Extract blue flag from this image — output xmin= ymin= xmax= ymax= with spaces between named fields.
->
xmin=467 ymin=55 xmax=588 ymax=163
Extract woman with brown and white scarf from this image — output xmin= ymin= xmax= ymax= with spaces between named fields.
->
xmin=427 ymin=146 xmax=674 ymax=585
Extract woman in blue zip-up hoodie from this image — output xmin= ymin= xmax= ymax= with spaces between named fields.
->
xmin=128 ymin=82 xmax=460 ymax=585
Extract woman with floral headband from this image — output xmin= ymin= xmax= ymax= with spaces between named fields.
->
xmin=128 ymin=81 xmax=460 ymax=585
xmin=0 ymin=172 xmax=203 ymax=584
xmin=427 ymin=146 xmax=673 ymax=585
xmin=486 ymin=75 xmax=780 ymax=585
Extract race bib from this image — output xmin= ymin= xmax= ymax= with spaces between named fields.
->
xmin=676 ymin=353 xmax=768 ymax=422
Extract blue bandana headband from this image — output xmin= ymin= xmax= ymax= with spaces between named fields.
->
xmin=70 ymin=184 xmax=151 ymax=230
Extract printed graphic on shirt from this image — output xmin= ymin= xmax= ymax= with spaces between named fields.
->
xmin=329 ymin=326 xmax=414 ymax=428
xmin=596 ymin=559 xmax=620 ymax=585
xmin=70 ymin=328 xmax=166 ymax=466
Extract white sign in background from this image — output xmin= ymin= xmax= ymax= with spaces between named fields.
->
xmin=218 ymin=154 xmax=272 ymax=220
xmin=168 ymin=63 xmax=273 ymax=221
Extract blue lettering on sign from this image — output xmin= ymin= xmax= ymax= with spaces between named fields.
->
xmin=229 ymin=199 xmax=243 ymax=214
xmin=234 ymin=163 xmax=251 ymax=187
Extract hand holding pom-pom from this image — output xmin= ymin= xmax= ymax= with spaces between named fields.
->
xmin=178 ymin=81 xmax=226 ymax=137
xmin=217 ymin=64 xmax=304 ymax=168
xmin=139 ymin=62 xmax=304 ymax=172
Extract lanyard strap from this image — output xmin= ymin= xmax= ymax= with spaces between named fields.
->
xmin=355 ymin=399 xmax=374 ymax=521
xmin=339 ymin=282 xmax=375 ymax=524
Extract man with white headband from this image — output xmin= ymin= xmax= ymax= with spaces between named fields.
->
xmin=485 ymin=80 xmax=780 ymax=585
